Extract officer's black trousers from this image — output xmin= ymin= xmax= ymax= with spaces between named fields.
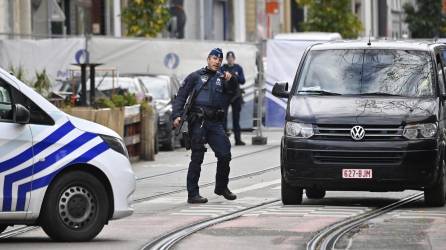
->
xmin=187 ymin=119 xmax=232 ymax=197
xmin=224 ymin=97 xmax=243 ymax=142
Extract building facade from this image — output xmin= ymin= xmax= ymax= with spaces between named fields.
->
xmin=0 ymin=0 xmax=424 ymax=40
xmin=353 ymin=0 xmax=416 ymax=39
xmin=0 ymin=0 xmax=32 ymax=37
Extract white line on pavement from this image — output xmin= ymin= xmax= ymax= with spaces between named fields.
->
xmin=232 ymin=179 xmax=281 ymax=194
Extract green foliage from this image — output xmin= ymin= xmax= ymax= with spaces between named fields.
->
xmin=96 ymin=92 xmax=138 ymax=108
xmin=297 ymin=0 xmax=362 ymax=38
xmin=8 ymin=66 xmax=51 ymax=97
xmin=8 ymin=65 xmax=28 ymax=84
xmin=121 ymin=0 xmax=171 ymax=37
xmin=34 ymin=69 xmax=51 ymax=96
xmin=96 ymin=98 xmax=116 ymax=108
xmin=403 ymin=0 xmax=446 ymax=38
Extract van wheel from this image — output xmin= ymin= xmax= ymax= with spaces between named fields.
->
xmin=306 ymin=188 xmax=326 ymax=199
xmin=40 ymin=171 xmax=109 ymax=241
xmin=281 ymin=175 xmax=303 ymax=205
xmin=0 ymin=224 xmax=9 ymax=234
xmin=424 ymin=162 xmax=446 ymax=207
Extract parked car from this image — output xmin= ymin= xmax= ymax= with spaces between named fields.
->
xmin=136 ymin=74 xmax=181 ymax=150
xmin=273 ymin=40 xmax=446 ymax=207
xmin=52 ymin=78 xmax=81 ymax=105
xmin=90 ymin=76 xmax=149 ymax=102
xmin=0 ymin=66 xmax=135 ymax=241
xmin=55 ymin=76 xmax=150 ymax=103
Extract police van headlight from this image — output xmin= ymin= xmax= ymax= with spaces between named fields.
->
xmin=100 ymin=134 xmax=129 ymax=158
xmin=286 ymin=122 xmax=314 ymax=138
xmin=403 ymin=123 xmax=437 ymax=139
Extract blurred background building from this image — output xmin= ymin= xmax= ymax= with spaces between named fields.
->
xmin=0 ymin=0 xmax=437 ymax=40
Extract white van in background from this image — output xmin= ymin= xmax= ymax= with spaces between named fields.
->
xmin=0 ymin=67 xmax=135 ymax=241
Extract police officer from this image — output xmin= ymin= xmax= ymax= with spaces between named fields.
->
xmin=172 ymin=48 xmax=238 ymax=204
xmin=222 ymin=51 xmax=246 ymax=146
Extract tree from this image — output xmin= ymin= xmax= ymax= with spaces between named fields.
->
xmin=121 ymin=0 xmax=170 ymax=37
xmin=297 ymin=0 xmax=362 ymax=38
xmin=403 ymin=0 xmax=446 ymax=38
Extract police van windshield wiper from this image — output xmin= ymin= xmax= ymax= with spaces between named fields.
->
xmin=298 ymin=90 xmax=342 ymax=95
xmin=359 ymin=92 xmax=401 ymax=96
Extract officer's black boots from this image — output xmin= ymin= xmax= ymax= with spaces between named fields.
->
xmin=187 ymin=195 xmax=208 ymax=204
xmin=215 ymin=188 xmax=237 ymax=200
xmin=235 ymin=140 xmax=246 ymax=146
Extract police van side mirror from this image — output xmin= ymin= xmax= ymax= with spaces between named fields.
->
xmin=13 ymin=104 xmax=30 ymax=124
xmin=272 ymin=82 xmax=289 ymax=98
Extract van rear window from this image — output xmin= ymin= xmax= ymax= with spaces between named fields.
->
xmin=296 ymin=49 xmax=434 ymax=97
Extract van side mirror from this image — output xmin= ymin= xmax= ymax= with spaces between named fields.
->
xmin=13 ymin=104 xmax=30 ymax=124
xmin=272 ymin=82 xmax=289 ymax=98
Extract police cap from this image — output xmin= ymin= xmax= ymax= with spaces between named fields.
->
xmin=209 ymin=48 xmax=223 ymax=59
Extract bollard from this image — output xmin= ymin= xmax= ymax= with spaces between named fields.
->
xmin=140 ymin=103 xmax=156 ymax=161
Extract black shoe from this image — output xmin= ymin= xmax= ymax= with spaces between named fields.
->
xmin=235 ymin=141 xmax=246 ymax=146
xmin=215 ymin=189 xmax=237 ymax=200
xmin=187 ymin=195 xmax=208 ymax=204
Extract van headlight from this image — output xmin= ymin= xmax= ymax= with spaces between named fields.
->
xmin=100 ymin=134 xmax=129 ymax=158
xmin=286 ymin=122 xmax=314 ymax=138
xmin=403 ymin=123 xmax=437 ymax=139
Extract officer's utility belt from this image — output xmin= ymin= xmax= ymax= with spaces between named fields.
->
xmin=191 ymin=107 xmax=225 ymax=122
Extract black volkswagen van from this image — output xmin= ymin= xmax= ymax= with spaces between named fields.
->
xmin=272 ymin=41 xmax=446 ymax=206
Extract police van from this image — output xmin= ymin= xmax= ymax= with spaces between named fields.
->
xmin=0 ymin=67 xmax=136 ymax=241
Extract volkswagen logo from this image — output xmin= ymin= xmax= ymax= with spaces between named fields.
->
xmin=350 ymin=126 xmax=365 ymax=141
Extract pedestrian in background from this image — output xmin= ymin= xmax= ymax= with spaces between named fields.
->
xmin=172 ymin=48 xmax=238 ymax=204
xmin=222 ymin=51 xmax=246 ymax=146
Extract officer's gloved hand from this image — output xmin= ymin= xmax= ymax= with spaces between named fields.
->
xmin=223 ymin=74 xmax=238 ymax=93
xmin=223 ymin=71 xmax=232 ymax=81
xmin=173 ymin=117 xmax=181 ymax=129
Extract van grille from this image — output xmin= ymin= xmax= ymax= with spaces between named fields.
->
xmin=313 ymin=124 xmax=404 ymax=141
xmin=312 ymin=150 xmax=404 ymax=165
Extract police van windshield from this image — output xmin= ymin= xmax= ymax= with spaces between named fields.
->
xmin=295 ymin=49 xmax=434 ymax=97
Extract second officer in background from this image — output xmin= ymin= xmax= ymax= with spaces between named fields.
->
xmin=172 ymin=48 xmax=238 ymax=204
xmin=222 ymin=51 xmax=246 ymax=145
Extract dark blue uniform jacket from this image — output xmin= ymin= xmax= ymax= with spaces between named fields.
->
xmin=221 ymin=64 xmax=245 ymax=85
xmin=172 ymin=67 xmax=238 ymax=119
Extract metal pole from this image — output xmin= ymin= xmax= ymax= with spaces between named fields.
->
xmin=47 ymin=0 xmax=52 ymax=36
xmin=89 ymin=65 xmax=96 ymax=106
xmin=80 ymin=64 xmax=87 ymax=106
xmin=252 ymin=40 xmax=267 ymax=145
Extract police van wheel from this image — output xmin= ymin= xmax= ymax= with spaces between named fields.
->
xmin=281 ymin=175 xmax=302 ymax=205
xmin=306 ymin=188 xmax=326 ymax=199
xmin=40 ymin=171 xmax=109 ymax=241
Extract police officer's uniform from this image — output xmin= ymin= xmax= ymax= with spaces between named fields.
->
xmin=221 ymin=51 xmax=246 ymax=145
xmin=172 ymin=48 xmax=238 ymax=203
